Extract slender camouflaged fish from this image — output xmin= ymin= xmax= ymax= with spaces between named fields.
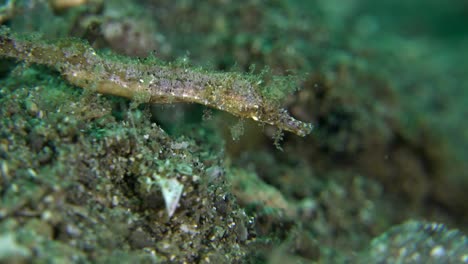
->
xmin=0 ymin=27 xmax=312 ymax=136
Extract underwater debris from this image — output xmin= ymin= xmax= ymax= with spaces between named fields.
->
xmin=0 ymin=27 xmax=313 ymax=136
xmin=0 ymin=233 xmax=31 ymax=260
xmin=359 ymin=221 xmax=468 ymax=263
xmin=152 ymin=173 xmax=184 ymax=219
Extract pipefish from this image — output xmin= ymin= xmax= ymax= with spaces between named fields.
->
xmin=0 ymin=28 xmax=312 ymax=136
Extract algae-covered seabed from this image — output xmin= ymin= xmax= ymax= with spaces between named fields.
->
xmin=0 ymin=0 xmax=467 ymax=263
